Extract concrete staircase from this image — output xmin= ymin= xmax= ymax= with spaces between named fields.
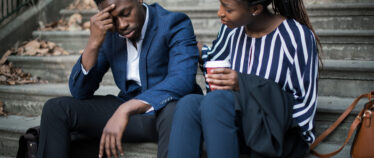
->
xmin=1 ymin=0 xmax=373 ymax=157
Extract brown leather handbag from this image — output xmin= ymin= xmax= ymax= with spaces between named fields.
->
xmin=310 ymin=91 xmax=374 ymax=158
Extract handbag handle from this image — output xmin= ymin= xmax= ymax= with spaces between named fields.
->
xmin=310 ymin=91 xmax=374 ymax=158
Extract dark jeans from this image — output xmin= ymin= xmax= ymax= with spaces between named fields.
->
xmin=168 ymin=90 xmax=308 ymax=158
xmin=36 ymin=95 xmax=176 ymax=158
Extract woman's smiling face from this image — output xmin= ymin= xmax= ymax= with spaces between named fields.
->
xmin=217 ymin=0 xmax=253 ymax=29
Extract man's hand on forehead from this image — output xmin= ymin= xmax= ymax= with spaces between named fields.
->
xmin=100 ymin=3 xmax=115 ymax=13
xmin=87 ymin=3 xmax=115 ymax=47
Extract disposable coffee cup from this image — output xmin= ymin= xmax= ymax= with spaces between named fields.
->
xmin=205 ymin=60 xmax=231 ymax=91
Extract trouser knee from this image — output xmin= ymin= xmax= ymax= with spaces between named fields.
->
xmin=41 ymin=97 xmax=71 ymax=122
xmin=174 ymin=94 xmax=203 ymax=120
xmin=200 ymin=90 xmax=235 ymax=122
xmin=156 ymin=101 xmax=177 ymax=131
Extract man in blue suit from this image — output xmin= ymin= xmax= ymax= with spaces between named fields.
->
xmin=36 ymin=0 xmax=200 ymax=157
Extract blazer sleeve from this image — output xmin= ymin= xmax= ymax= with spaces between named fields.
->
xmin=135 ymin=13 xmax=199 ymax=111
xmin=69 ymin=43 xmax=110 ymax=99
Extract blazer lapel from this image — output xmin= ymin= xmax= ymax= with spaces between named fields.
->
xmin=114 ymin=33 xmax=128 ymax=90
xmin=139 ymin=4 xmax=158 ymax=90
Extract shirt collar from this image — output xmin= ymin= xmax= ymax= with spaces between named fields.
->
xmin=139 ymin=3 xmax=149 ymax=41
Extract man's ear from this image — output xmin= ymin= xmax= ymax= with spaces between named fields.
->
xmin=139 ymin=0 xmax=143 ymax=4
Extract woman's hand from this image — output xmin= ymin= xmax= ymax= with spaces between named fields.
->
xmin=206 ymin=68 xmax=239 ymax=91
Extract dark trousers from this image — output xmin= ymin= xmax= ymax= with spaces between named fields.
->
xmin=168 ymin=90 xmax=308 ymax=158
xmin=36 ymin=95 xmax=176 ymax=158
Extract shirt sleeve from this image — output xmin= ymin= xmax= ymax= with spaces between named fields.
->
xmin=138 ymin=100 xmax=154 ymax=113
xmin=81 ymin=64 xmax=89 ymax=75
xmin=288 ymin=28 xmax=319 ymax=143
xmin=200 ymin=24 xmax=235 ymax=90
xmin=201 ymin=25 xmax=234 ymax=64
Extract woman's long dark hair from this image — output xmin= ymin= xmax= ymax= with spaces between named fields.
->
xmin=242 ymin=0 xmax=323 ymax=67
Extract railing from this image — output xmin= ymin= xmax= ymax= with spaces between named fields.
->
xmin=0 ymin=0 xmax=38 ymax=24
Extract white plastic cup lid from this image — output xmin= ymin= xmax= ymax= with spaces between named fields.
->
xmin=205 ymin=60 xmax=231 ymax=68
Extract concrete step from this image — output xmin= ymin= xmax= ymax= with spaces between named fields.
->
xmin=7 ymin=55 xmax=115 ymax=85
xmin=0 ymin=99 xmax=360 ymax=158
xmin=197 ymin=29 xmax=374 ymax=61
xmin=0 ymin=83 xmax=369 ymax=144
xmin=315 ymin=96 xmax=369 ymax=145
xmin=304 ymin=143 xmax=351 ymax=158
xmin=60 ymin=3 xmax=374 ymax=30
xmin=6 ymin=55 xmax=204 ymax=87
xmin=305 ymin=0 xmax=374 ymax=4
xmin=172 ymin=3 xmax=374 ymax=30
xmin=6 ymin=54 xmax=374 ymax=97
xmin=147 ymin=0 xmax=374 ymax=7
xmin=32 ymin=30 xmax=374 ymax=61
xmin=320 ymin=60 xmax=374 ymax=80
xmin=318 ymin=60 xmax=374 ymax=98
xmin=0 ymin=83 xmax=119 ymax=116
xmin=32 ymin=31 xmax=89 ymax=53
xmin=0 ymin=115 xmax=157 ymax=158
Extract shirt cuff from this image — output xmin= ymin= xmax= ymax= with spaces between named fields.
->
xmin=138 ymin=100 xmax=154 ymax=113
xmin=81 ymin=64 xmax=89 ymax=75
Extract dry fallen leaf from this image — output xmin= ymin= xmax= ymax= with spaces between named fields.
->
xmin=47 ymin=42 xmax=56 ymax=50
xmin=82 ymin=21 xmax=90 ymax=30
xmin=7 ymin=80 xmax=15 ymax=85
xmin=0 ymin=75 xmax=6 ymax=82
xmin=68 ymin=0 xmax=97 ymax=10
xmin=40 ymin=41 xmax=48 ymax=48
xmin=39 ymin=13 xmax=90 ymax=31
xmin=24 ymin=40 xmax=40 ymax=51
xmin=1 ymin=39 xmax=68 ymax=85
xmin=0 ymin=50 xmax=12 ymax=65
xmin=68 ymin=13 xmax=83 ymax=31
xmin=37 ymin=48 xmax=50 ymax=55
xmin=0 ymin=101 xmax=7 ymax=116
xmin=39 ymin=19 xmax=69 ymax=31
xmin=0 ymin=62 xmax=43 ymax=85
xmin=5 ymin=39 xmax=70 ymax=57
xmin=25 ymin=48 xmax=38 ymax=56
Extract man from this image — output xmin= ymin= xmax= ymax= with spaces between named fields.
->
xmin=36 ymin=0 xmax=200 ymax=157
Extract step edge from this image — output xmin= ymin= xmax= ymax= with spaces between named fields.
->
xmin=59 ymin=3 xmax=374 ymax=13
xmin=7 ymin=55 xmax=80 ymax=63
xmin=6 ymin=55 xmax=374 ymax=72
xmin=317 ymin=96 xmax=367 ymax=114
xmin=0 ymin=84 xmax=118 ymax=96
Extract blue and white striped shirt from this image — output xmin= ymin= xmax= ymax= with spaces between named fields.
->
xmin=202 ymin=19 xmax=319 ymax=143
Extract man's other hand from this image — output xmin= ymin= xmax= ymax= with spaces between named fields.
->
xmin=98 ymin=99 xmax=152 ymax=158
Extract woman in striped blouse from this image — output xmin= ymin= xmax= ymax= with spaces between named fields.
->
xmin=168 ymin=0 xmax=321 ymax=157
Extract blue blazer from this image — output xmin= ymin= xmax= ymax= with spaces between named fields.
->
xmin=69 ymin=3 xmax=201 ymax=111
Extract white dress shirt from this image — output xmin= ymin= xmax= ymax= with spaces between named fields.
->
xmin=82 ymin=4 xmax=154 ymax=113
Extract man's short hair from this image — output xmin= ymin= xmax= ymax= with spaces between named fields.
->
xmin=94 ymin=0 xmax=104 ymax=5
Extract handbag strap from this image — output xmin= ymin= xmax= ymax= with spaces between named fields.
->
xmin=310 ymin=91 xmax=374 ymax=158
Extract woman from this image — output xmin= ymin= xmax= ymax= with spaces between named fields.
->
xmin=168 ymin=0 xmax=321 ymax=157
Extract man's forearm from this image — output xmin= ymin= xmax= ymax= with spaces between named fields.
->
xmin=119 ymin=99 xmax=153 ymax=116
xmin=81 ymin=39 xmax=101 ymax=71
